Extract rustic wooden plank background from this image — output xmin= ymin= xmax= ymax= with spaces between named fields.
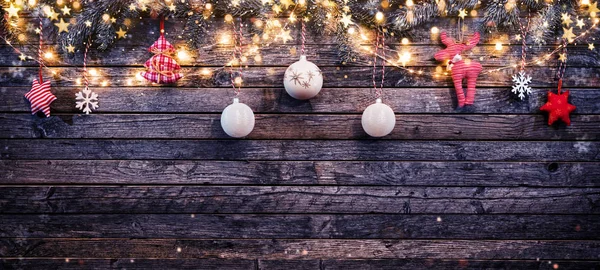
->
xmin=1 ymin=15 xmax=600 ymax=270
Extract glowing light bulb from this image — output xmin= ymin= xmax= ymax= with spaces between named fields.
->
xmin=495 ymin=42 xmax=503 ymax=51
xmin=581 ymin=0 xmax=590 ymax=5
xmin=88 ymin=69 xmax=98 ymax=76
xmin=177 ymin=49 xmax=190 ymax=61
xmin=375 ymin=12 xmax=384 ymax=22
xmin=399 ymin=52 xmax=411 ymax=66
xmin=224 ymin=14 xmax=233 ymax=22
xmin=205 ymin=3 xmax=212 ymax=9
xmin=44 ymin=52 xmax=54 ymax=59
xmin=401 ymin=38 xmax=409 ymax=45
xmin=431 ymin=26 xmax=439 ymax=34
xmin=297 ymin=0 xmax=306 ymax=5
xmin=406 ymin=0 xmax=414 ymax=7
xmin=347 ymin=27 xmax=356 ymax=34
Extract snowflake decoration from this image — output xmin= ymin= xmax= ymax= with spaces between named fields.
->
xmin=286 ymin=69 xmax=304 ymax=85
xmin=512 ymin=71 xmax=532 ymax=100
xmin=75 ymin=87 xmax=99 ymax=114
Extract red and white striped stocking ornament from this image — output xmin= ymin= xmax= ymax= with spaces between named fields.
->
xmin=25 ymin=17 xmax=56 ymax=117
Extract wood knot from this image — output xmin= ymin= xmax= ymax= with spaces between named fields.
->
xmin=547 ymin=162 xmax=559 ymax=172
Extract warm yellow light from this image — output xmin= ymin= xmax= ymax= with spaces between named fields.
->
xmin=205 ymin=3 xmax=212 ymax=9
xmin=234 ymin=76 xmax=243 ymax=85
xmin=495 ymin=42 xmax=503 ymax=51
xmin=375 ymin=12 xmax=384 ymax=22
xmin=101 ymin=80 xmax=108 ymax=87
xmin=201 ymin=68 xmax=212 ymax=76
xmin=75 ymin=78 xmax=82 ymax=85
xmin=347 ymin=27 xmax=356 ymax=34
xmin=401 ymin=38 xmax=409 ymax=45
xmin=219 ymin=33 xmax=231 ymax=44
xmin=431 ymin=26 xmax=439 ymax=34
xmin=581 ymin=0 xmax=590 ymax=5
xmin=399 ymin=52 xmax=411 ymax=66
xmin=102 ymin=14 xmax=110 ymax=21
xmin=254 ymin=20 xmax=263 ymax=28
xmin=297 ymin=0 xmax=306 ymax=5
xmin=177 ymin=49 xmax=190 ymax=61
xmin=44 ymin=52 xmax=54 ymax=59
xmin=28 ymin=0 xmax=36 ymax=6
xmin=224 ymin=14 xmax=233 ymax=22
xmin=88 ymin=69 xmax=98 ymax=76
xmin=254 ymin=54 xmax=262 ymax=63
xmin=406 ymin=0 xmax=414 ymax=7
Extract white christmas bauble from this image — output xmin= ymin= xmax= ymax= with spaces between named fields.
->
xmin=221 ymin=98 xmax=255 ymax=138
xmin=361 ymin=98 xmax=396 ymax=137
xmin=283 ymin=55 xmax=323 ymax=100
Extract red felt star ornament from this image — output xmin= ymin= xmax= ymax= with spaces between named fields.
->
xmin=540 ymin=79 xmax=576 ymax=126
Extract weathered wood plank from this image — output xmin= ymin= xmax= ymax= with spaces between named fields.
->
xmin=2 ymin=87 xmax=599 ymax=114
xmin=0 ymin=258 xmax=256 ymax=270
xmin=1 ymin=239 xmax=599 ymax=259
xmin=1 ymin=214 xmax=598 ymax=239
xmin=1 ymin=186 xmax=598 ymax=214
xmin=2 ymin=259 xmax=596 ymax=270
xmin=1 ymin=66 xmax=598 ymax=88
xmin=1 ymin=160 xmax=598 ymax=187
xmin=2 ymin=113 xmax=599 ymax=140
xmin=4 ymin=44 xmax=598 ymax=67
xmin=1 ymin=140 xmax=598 ymax=161
xmin=321 ymin=259 xmax=600 ymax=270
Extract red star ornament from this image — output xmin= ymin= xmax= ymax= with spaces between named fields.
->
xmin=24 ymin=79 xmax=56 ymax=117
xmin=539 ymin=79 xmax=576 ymax=126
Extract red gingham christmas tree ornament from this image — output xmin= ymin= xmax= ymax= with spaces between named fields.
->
xmin=434 ymin=32 xmax=483 ymax=107
xmin=24 ymin=79 xmax=56 ymax=117
xmin=540 ymin=79 xmax=576 ymax=126
xmin=140 ymin=18 xmax=183 ymax=84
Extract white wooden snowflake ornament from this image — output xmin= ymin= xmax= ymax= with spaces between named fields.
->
xmin=75 ymin=87 xmax=99 ymax=114
xmin=512 ymin=71 xmax=532 ymax=100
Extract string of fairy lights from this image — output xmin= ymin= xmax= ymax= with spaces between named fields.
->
xmin=1 ymin=0 xmax=599 ymax=87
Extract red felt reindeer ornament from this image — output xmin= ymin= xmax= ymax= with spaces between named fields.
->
xmin=434 ymin=32 xmax=482 ymax=107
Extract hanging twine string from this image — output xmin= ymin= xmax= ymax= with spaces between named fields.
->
xmin=372 ymin=27 xmax=385 ymax=99
xmin=38 ymin=15 xmax=43 ymax=83
xmin=300 ymin=20 xmax=306 ymax=56
xmin=230 ymin=18 xmax=244 ymax=97
xmin=518 ymin=14 xmax=531 ymax=71
xmin=83 ymin=37 xmax=91 ymax=88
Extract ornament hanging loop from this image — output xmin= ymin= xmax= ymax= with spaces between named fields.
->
xmin=38 ymin=15 xmax=43 ymax=83
xmin=160 ymin=16 xmax=165 ymax=35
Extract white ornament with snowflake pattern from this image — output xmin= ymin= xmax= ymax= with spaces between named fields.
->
xmin=511 ymin=71 xmax=532 ymax=100
xmin=361 ymin=98 xmax=396 ymax=137
xmin=75 ymin=86 xmax=99 ymax=114
xmin=283 ymin=55 xmax=323 ymax=100
xmin=221 ymin=98 xmax=255 ymax=138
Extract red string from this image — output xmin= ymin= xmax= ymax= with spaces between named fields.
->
xmin=38 ymin=16 xmax=43 ymax=83
xmin=300 ymin=20 xmax=306 ymax=56
xmin=160 ymin=16 xmax=165 ymax=36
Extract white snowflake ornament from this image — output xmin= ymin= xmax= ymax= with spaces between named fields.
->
xmin=511 ymin=71 xmax=532 ymax=100
xmin=75 ymin=87 xmax=99 ymax=114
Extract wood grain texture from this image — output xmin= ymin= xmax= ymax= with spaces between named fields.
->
xmin=1 ymin=160 xmax=597 ymax=187
xmin=2 ymin=113 xmax=599 ymax=140
xmin=2 ymin=87 xmax=599 ymax=114
xmin=2 ymin=259 xmax=597 ymax=270
xmin=1 ymin=214 xmax=597 ymax=239
xmin=0 ymin=258 xmax=256 ymax=270
xmin=1 ymin=140 xmax=598 ymax=161
xmin=4 ymin=44 xmax=599 ymax=67
xmin=1 ymin=239 xmax=599 ymax=259
xmin=0 ymin=66 xmax=598 ymax=88
xmin=1 ymin=186 xmax=598 ymax=214
xmin=1 ymin=13 xmax=599 ymax=266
